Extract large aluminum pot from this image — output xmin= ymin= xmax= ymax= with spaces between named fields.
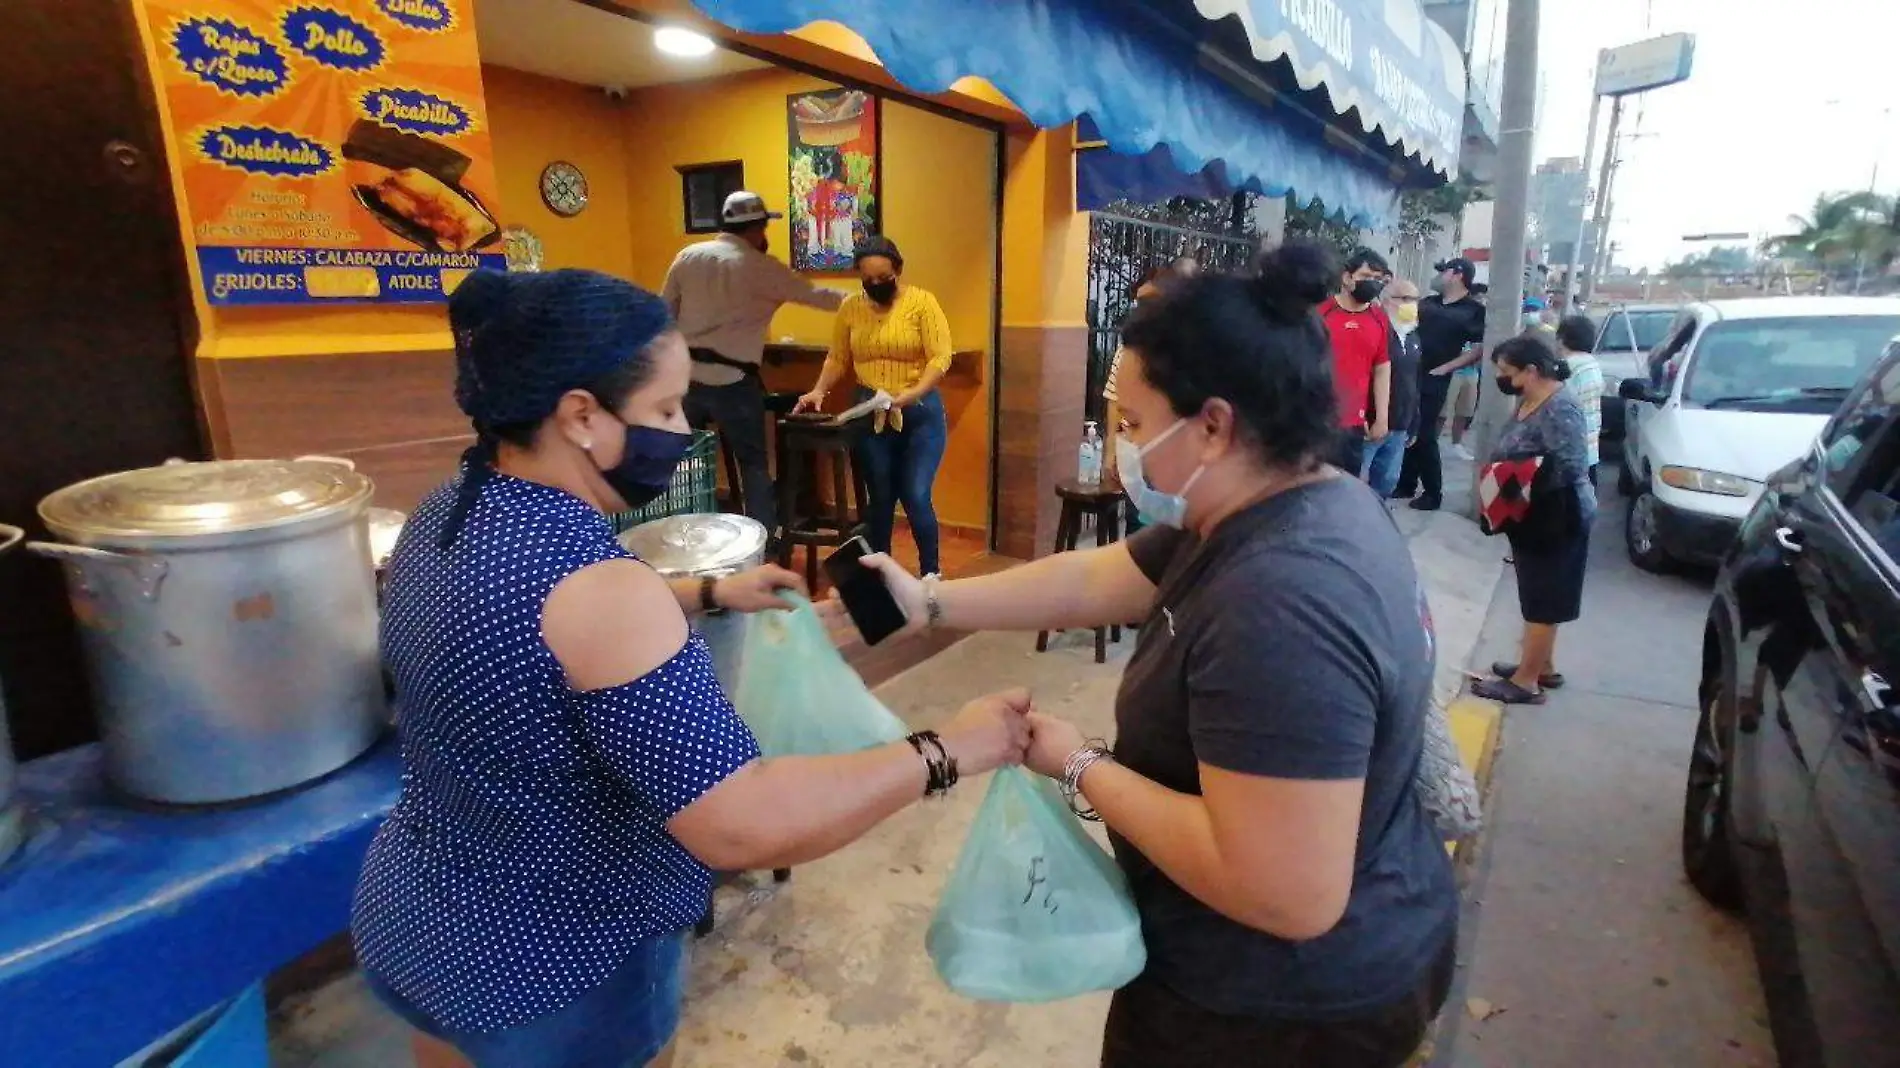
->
xmin=617 ymin=514 xmax=767 ymax=694
xmin=0 ymin=523 xmax=24 ymax=863
xmin=29 ymin=459 xmax=386 ymax=806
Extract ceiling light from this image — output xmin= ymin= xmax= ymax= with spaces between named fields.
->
xmin=654 ymin=27 xmax=716 ymax=58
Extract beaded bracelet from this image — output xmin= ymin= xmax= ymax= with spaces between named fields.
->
xmin=906 ymin=730 xmax=959 ymax=797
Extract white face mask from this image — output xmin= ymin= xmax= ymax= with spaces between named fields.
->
xmin=1115 ymin=418 xmax=1205 ymax=528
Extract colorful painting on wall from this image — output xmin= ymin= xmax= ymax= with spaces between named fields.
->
xmin=787 ymin=87 xmax=879 ymax=273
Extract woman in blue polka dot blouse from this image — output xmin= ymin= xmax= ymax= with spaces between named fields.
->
xmin=351 ymin=269 xmax=1030 ymax=1068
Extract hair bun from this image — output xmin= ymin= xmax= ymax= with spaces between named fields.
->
xmin=448 ymin=269 xmax=515 ymax=337
xmin=1250 ymin=240 xmax=1337 ymax=324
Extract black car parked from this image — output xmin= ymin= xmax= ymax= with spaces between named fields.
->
xmin=1685 ymin=338 xmax=1900 ymax=1067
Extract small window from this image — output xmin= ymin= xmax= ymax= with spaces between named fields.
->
xmin=679 ymin=162 xmax=746 ymax=234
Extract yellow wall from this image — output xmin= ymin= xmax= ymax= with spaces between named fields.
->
xmin=1001 ymin=125 xmax=1087 ymax=330
xmin=615 ymin=69 xmax=998 ymax=531
xmin=132 ymin=0 xmax=1008 ymax=530
xmin=483 ymin=65 xmax=636 ymax=278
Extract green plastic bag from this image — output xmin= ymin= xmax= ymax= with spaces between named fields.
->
xmin=927 ymin=767 xmax=1147 ymax=1002
xmin=730 ymin=592 xmax=907 ymax=757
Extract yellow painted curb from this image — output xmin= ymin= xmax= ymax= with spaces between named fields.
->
xmin=1443 ymin=695 xmax=1503 ymax=859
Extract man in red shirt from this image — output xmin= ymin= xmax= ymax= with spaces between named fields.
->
xmin=1317 ymin=248 xmax=1397 ymax=474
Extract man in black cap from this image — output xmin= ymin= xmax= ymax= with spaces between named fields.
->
xmin=663 ymin=191 xmax=844 ymax=535
xmin=1396 ymin=257 xmax=1486 ymax=510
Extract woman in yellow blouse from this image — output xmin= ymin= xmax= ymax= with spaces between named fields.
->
xmin=794 ymin=237 xmax=954 ymax=575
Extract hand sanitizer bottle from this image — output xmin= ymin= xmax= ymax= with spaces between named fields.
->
xmin=1079 ymin=421 xmax=1103 ymax=485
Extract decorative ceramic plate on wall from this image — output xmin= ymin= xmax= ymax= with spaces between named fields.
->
xmin=502 ymin=226 xmax=544 ymax=272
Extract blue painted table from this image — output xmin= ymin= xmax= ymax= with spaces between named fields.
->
xmin=0 ymin=739 xmax=400 ymax=1066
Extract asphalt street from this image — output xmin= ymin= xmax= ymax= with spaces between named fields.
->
xmin=1438 ymin=459 xmax=1776 ymax=1067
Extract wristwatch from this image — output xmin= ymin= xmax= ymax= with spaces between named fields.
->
xmin=700 ymin=575 xmax=721 ymax=613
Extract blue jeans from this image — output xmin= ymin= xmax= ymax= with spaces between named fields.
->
xmin=855 ymin=388 xmax=948 ymax=574
xmin=1361 ymin=433 xmax=1408 ymax=498
xmin=363 ymin=932 xmax=688 ymax=1068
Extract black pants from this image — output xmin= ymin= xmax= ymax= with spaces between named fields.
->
xmin=684 ymin=375 xmax=775 ymax=533
xmin=1100 ymin=937 xmax=1456 ymax=1068
xmin=1397 ymin=377 xmax=1451 ymax=501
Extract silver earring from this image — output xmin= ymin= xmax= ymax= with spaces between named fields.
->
xmin=581 ymin=440 xmax=593 ymax=452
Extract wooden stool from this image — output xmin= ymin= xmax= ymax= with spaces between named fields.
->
xmin=774 ymin=414 xmax=871 ymax=589
xmin=1036 ymin=477 xmax=1126 ymax=664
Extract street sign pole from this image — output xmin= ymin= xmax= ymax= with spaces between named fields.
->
xmin=1581 ymin=95 xmax=1623 ymax=303
xmin=1564 ymin=69 xmax=1605 ymax=309
xmin=1467 ymin=0 xmax=1541 ymax=507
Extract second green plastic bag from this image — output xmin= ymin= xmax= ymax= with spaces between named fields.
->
xmin=927 ymin=767 xmax=1147 ymax=1002
xmin=730 ymin=591 xmax=907 ymax=758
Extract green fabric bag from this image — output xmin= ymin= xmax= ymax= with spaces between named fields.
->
xmin=729 ymin=592 xmax=906 ymax=757
xmin=927 ymin=767 xmax=1147 ymax=1002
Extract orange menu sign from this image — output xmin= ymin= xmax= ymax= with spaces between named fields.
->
xmin=136 ymin=0 xmax=506 ymax=304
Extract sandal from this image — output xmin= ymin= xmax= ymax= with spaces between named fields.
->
xmin=1491 ymin=662 xmax=1564 ymax=689
xmin=1473 ymin=676 xmax=1547 ymax=705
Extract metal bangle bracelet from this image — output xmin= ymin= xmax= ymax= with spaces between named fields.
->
xmin=1061 ymin=741 xmax=1114 ymax=822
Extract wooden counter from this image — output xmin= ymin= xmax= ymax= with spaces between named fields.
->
xmin=762 ymin=342 xmax=984 ymax=383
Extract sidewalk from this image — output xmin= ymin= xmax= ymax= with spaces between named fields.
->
xmin=273 ymin=476 xmax=1509 ymax=1068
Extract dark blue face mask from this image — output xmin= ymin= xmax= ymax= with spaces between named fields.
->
xmin=600 ymin=415 xmax=694 ymax=511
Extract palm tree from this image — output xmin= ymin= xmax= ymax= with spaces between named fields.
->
xmin=1763 ymin=191 xmax=1899 ymax=293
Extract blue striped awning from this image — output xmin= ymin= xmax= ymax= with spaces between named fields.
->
xmin=1192 ymin=0 xmax=1467 ymax=177
xmin=690 ymin=0 xmax=1407 ymax=226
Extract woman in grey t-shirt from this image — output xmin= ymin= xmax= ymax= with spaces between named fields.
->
xmin=852 ymin=243 xmax=1457 ymax=1066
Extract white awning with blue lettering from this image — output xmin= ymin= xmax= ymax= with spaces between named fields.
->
xmin=691 ymin=0 xmax=1408 ymax=226
xmin=1193 ymin=0 xmax=1466 ymax=177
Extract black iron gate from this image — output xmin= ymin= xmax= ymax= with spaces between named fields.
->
xmin=1085 ymin=213 xmax=1256 ymax=423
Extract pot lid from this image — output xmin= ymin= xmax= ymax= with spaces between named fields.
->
xmin=39 ymin=459 xmax=374 ymax=540
xmin=616 ymin=513 xmax=767 ymax=577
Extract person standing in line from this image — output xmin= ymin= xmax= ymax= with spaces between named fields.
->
xmin=1365 ymin=277 xmax=1422 ymax=499
xmin=1105 ymin=257 xmax=1200 ymax=532
xmin=1521 ymin=297 xmax=1557 ymax=338
xmin=1317 ymin=248 xmax=1394 ymax=474
xmin=1396 ymin=258 xmax=1486 ymax=508
xmin=1473 ymin=336 xmax=1594 ymax=706
xmin=1446 ymin=282 xmax=1495 ymax=462
xmin=1446 ymin=362 xmax=1482 ymax=461
xmin=663 ymin=191 xmax=844 ymax=536
xmin=1555 ymin=314 xmax=1605 ymax=487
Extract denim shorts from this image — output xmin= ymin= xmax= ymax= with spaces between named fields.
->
xmin=363 ymin=931 xmax=688 ymax=1068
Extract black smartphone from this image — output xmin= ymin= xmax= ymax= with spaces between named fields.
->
xmin=823 ymin=536 xmax=909 ymax=646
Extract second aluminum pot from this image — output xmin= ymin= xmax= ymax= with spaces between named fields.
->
xmin=617 ymin=513 xmax=768 ymax=695
xmin=30 ymin=459 xmax=387 ymax=806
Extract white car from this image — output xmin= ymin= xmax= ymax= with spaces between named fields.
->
xmin=1618 ymin=296 xmax=1900 ymax=572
